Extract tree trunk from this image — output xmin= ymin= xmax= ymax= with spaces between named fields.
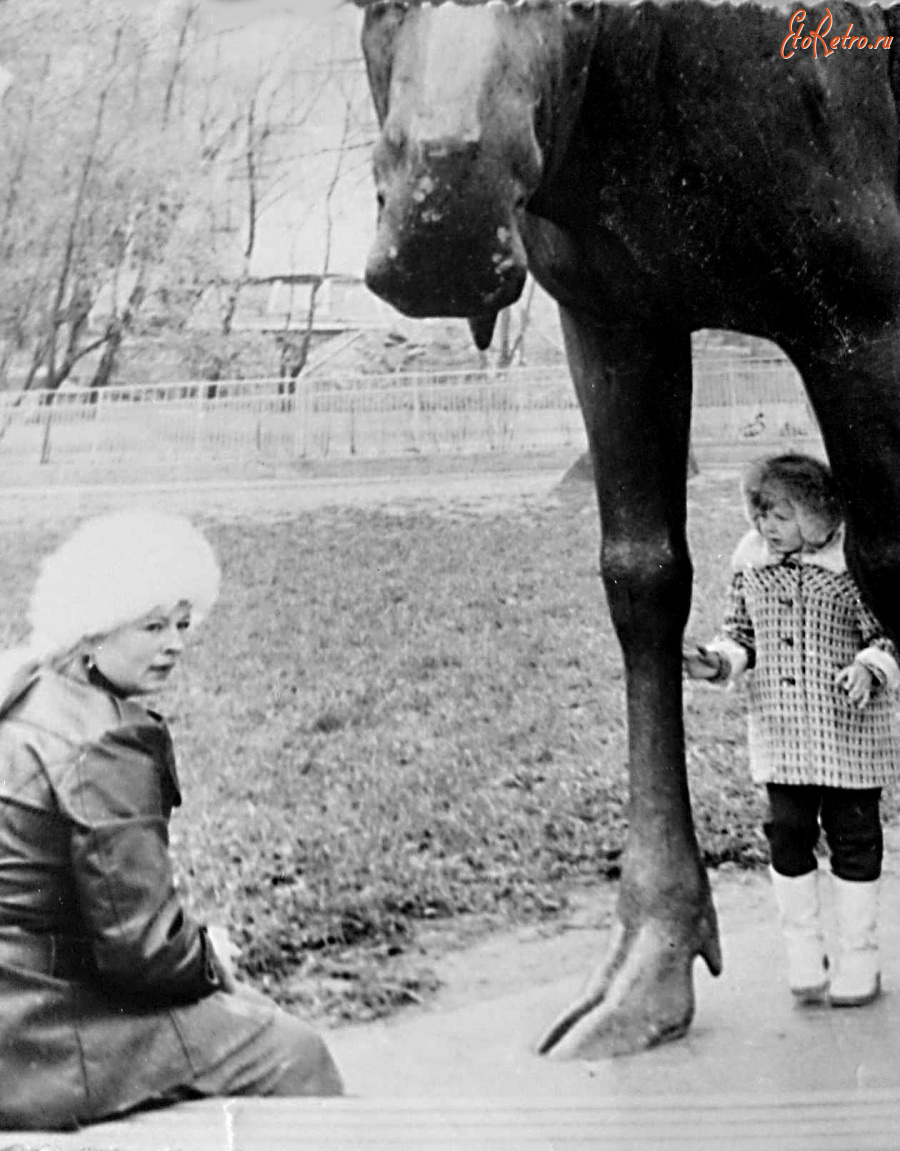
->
xmin=87 ymin=278 xmax=147 ymax=390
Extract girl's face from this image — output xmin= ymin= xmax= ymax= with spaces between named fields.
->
xmin=755 ymin=497 xmax=804 ymax=555
xmin=93 ymin=602 xmax=192 ymax=696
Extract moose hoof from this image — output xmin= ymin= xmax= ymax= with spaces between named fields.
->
xmin=538 ymin=912 xmax=721 ymax=1060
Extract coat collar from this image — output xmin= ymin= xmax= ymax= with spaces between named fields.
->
xmin=731 ymin=525 xmax=847 ymax=574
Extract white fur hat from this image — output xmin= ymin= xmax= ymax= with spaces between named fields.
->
xmin=26 ymin=509 xmax=221 ymax=656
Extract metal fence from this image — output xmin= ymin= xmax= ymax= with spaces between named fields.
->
xmin=0 ymin=356 xmax=818 ymax=483
xmin=692 ymin=355 xmax=816 ymax=441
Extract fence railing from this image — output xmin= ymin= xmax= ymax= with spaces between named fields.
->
xmin=0 ymin=357 xmax=818 ymax=482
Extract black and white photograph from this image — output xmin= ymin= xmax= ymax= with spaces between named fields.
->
xmin=0 ymin=0 xmax=899 ymax=1147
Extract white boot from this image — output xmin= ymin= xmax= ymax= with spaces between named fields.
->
xmin=769 ymin=867 xmax=829 ymax=1002
xmin=830 ymin=876 xmax=881 ymax=1007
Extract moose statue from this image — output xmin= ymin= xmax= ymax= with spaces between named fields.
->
xmin=352 ymin=0 xmax=900 ymax=1058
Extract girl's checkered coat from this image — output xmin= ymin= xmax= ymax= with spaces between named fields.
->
xmin=707 ymin=526 xmax=900 ymax=788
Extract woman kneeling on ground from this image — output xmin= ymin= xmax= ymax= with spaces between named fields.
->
xmin=0 ymin=511 xmax=342 ymax=1131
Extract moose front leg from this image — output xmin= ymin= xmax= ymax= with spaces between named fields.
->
xmin=787 ymin=330 xmax=900 ymax=645
xmin=539 ymin=310 xmax=722 ymax=1059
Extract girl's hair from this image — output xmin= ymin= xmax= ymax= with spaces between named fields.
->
xmin=742 ymin=453 xmax=843 ymax=544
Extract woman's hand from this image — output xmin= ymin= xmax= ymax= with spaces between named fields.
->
xmin=207 ymin=924 xmax=239 ymax=993
xmin=683 ymin=643 xmax=729 ymax=682
xmin=836 ymin=662 xmax=875 ymax=710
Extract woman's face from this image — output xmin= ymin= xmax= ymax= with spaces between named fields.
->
xmin=92 ymin=602 xmax=192 ymax=696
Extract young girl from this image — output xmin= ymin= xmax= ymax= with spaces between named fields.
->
xmin=684 ymin=453 xmax=900 ymax=1007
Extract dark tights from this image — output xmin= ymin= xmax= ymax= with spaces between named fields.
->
xmin=765 ymin=784 xmax=882 ymax=882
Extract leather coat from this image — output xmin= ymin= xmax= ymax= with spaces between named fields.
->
xmin=0 ymin=659 xmax=267 ymax=1129
xmin=0 ymin=660 xmax=225 ymax=997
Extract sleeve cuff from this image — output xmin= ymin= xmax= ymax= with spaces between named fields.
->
xmin=200 ymin=927 xmax=229 ymax=991
xmin=704 ymin=637 xmax=750 ymax=683
xmin=855 ymin=647 xmax=900 ymax=694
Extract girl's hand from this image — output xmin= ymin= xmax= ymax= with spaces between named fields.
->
xmin=683 ymin=643 xmax=728 ymax=681
xmin=835 ymin=662 xmax=875 ymax=710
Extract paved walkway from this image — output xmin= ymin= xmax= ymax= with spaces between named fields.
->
xmin=0 ymin=461 xmax=572 ymax=526
xmin=331 ymin=837 xmax=900 ymax=1101
xmin=7 ymin=838 xmax=900 ymax=1148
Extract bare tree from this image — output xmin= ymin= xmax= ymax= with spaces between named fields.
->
xmin=0 ymin=0 xmax=374 ymax=395
xmin=278 ymin=90 xmax=354 ymax=381
xmin=215 ymin=57 xmax=333 ymax=341
xmin=0 ymin=1 xmax=207 ymax=395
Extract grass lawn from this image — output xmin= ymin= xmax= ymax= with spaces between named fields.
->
xmin=1 ymin=472 xmax=893 ymax=1022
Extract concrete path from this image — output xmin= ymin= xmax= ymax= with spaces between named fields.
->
xmin=330 ymin=840 xmax=900 ymax=1100
xmin=0 ymin=463 xmax=570 ymax=527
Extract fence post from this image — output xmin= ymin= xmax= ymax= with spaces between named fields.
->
xmin=514 ymin=370 xmax=523 ymax=451
xmin=39 ymin=397 xmax=53 ymax=466
xmin=90 ymin=388 xmax=101 ymax=464
xmin=300 ymin=375 xmax=310 ymax=459
xmin=727 ymin=360 xmax=738 ymax=438
xmin=193 ymin=384 xmax=204 ymax=454
xmin=411 ymin=372 xmax=420 ymax=450
xmin=291 ymin=377 xmax=301 ymax=458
